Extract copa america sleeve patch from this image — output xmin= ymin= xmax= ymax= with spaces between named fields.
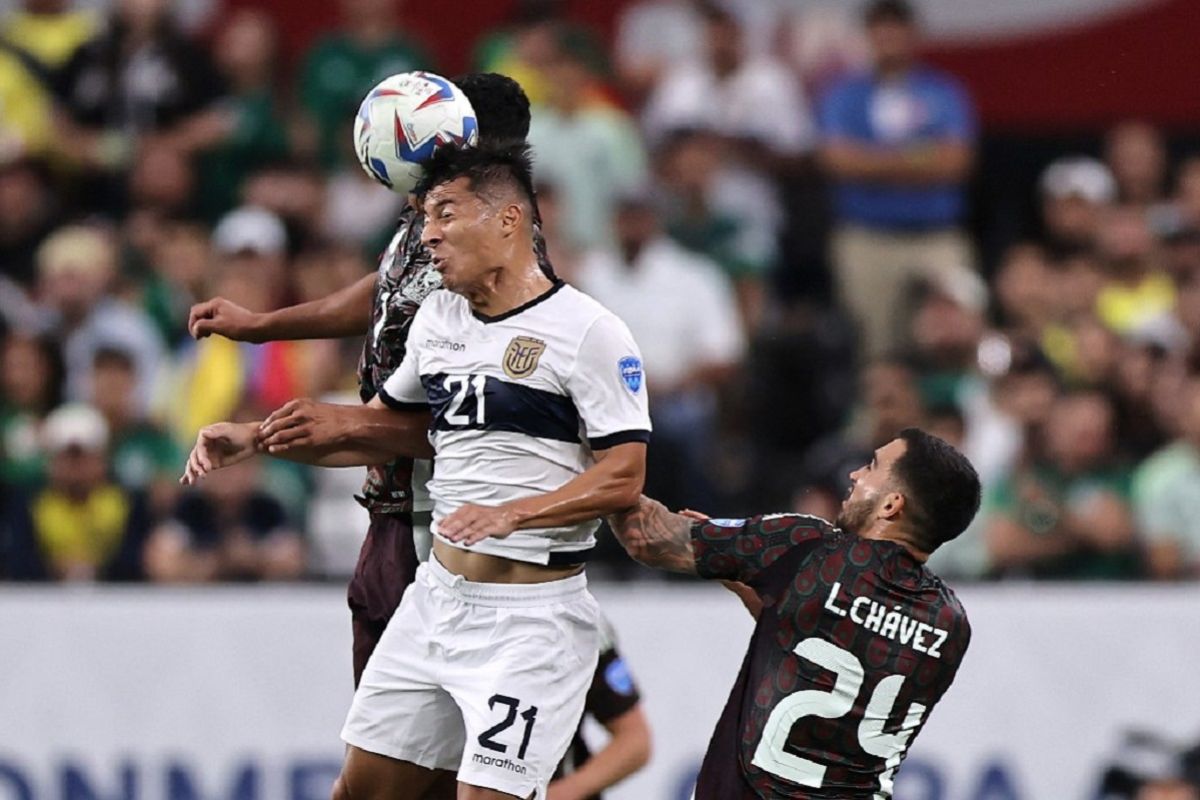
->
xmin=604 ymin=657 xmax=636 ymax=695
xmin=618 ymin=356 xmax=643 ymax=393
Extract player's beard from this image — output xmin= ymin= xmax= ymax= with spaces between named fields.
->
xmin=836 ymin=495 xmax=877 ymax=536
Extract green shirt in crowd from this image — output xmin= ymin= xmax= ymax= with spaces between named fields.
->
xmin=298 ymin=34 xmax=431 ymax=171
xmin=989 ymin=462 xmax=1139 ymax=579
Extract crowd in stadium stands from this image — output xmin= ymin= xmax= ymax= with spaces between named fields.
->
xmin=0 ymin=0 xmax=1198 ymax=583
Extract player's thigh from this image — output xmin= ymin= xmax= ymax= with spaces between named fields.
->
xmin=336 ymin=745 xmax=452 ymax=800
xmin=342 ymin=572 xmax=467 ymax=772
xmin=450 ymin=594 xmax=600 ymax=799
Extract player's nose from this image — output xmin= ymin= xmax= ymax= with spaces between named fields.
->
xmin=421 ymin=222 xmax=442 ymax=248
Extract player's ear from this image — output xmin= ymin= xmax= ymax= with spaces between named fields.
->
xmin=499 ymin=202 xmax=523 ymax=235
xmin=878 ymin=491 xmax=905 ymax=521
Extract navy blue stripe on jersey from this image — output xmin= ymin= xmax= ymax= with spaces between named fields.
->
xmin=589 ymin=430 xmax=651 ymax=451
xmin=375 ymin=387 xmax=430 ymax=412
xmin=421 ymin=373 xmax=581 ymax=442
xmin=548 ymin=546 xmax=594 ymax=565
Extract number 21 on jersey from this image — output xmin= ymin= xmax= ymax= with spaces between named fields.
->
xmin=752 ymin=637 xmax=926 ymax=794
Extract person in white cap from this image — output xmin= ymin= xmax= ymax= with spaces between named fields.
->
xmin=1039 ymin=156 xmax=1117 ymax=259
xmin=5 ymin=404 xmax=148 ymax=581
xmin=211 ymin=205 xmax=290 ymax=308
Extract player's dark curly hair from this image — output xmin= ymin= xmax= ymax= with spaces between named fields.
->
xmin=890 ymin=428 xmax=981 ymax=553
xmin=415 ymin=141 xmax=537 ymax=211
xmin=452 ymin=73 xmax=531 ymax=145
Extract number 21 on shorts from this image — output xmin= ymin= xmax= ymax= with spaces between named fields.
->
xmin=752 ymin=637 xmax=927 ymax=793
xmin=479 ymin=694 xmax=539 ymax=759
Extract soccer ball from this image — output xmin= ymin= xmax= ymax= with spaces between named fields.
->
xmin=353 ymin=71 xmax=480 ymax=193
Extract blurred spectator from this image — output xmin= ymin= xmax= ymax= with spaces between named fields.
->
xmin=213 ymin=205 xmax=289 ymax=303
xmin=818 ymin=0 xmax=977 ymax=360
xmin=642 ymin=4 xmax=813 ymax=156
xmin=0 ymin=0 xmax=97 ymax=162
xmin=296 ymin=0 xmax=431 ymax=171
xmin=1094 ymin=205 xmax=1179 ymax=339
xmin=1105 ymin=120 xmax=1168 ymax=208
xmin=36 ymin=224 xmax=164 ymax=415
xmin=0 ymin=332 xmax=63 ymax=487
xmin=140 ymin=218 xmax=212 ymax=347
xmin=532 ymin=181 xmax=579 ymax=282
xmin=657 ymin=127 xmax=778 ymax=330
xmin=1132 ymin=376 xmax=1200 ymax=580
xmin=471 ymin=0 xmax=569 ymax=106
xmin=5 ymin=403 xmax=149 ymax=581
xmin=777 ymin=4 xmax=869 ymax=98
xmin=527 ymin=37 xmax=647 ymax=251
xmin=908 ymin=275 xmax=988 ymax=409
xmin=144 ymin=448 xmax=305 ymax=583
xmin=995 ymin=244 xmax=1056 ymax=338
xmin=90 ymin=345 xmax=180 ymax=518
xmin=576 ymin=191 xmax=743 ymax=511
xmin=0 ymin=158 xmax=60 ymax=289
xmin=1038 ymin=156 xmax=1117 ymax=260
xmin=642 ymin=4 xmax=811 ymax=328
xmin=196 ymin=8 xmax=291 ymax=222
xmin=614 ymin=0 xmax=703 ymax=103
xmin=242 ymin=163 xmax=328 ymax=250
xmin=54 ymin=0 xmax=227 ymax=207
xmin=2 ymin=0 xmax=97 ymax=72
xmin=165 ymin=207 xmax=295 ymax=440
xmin=984 ymin=390 xmax=1139 ymax=579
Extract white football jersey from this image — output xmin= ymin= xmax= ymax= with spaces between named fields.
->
xmin=379 ymin=281 xmax=651 ymax=565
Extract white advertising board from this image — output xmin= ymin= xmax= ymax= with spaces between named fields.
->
xmin=0 ymin=583 xmax=1197 ymax=799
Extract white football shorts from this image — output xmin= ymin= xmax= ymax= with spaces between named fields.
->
xmin=341 ymin=554 xmax=601 ymax=799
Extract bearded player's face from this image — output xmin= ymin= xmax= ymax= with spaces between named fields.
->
xmin=421 ymin=177 xmax=502 ymax=294
xmin=836 ymin=439 xmax=907 ymax=535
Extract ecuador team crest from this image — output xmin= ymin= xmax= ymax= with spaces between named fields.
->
xmin=503 ymin=336 xmax=546 ymax=379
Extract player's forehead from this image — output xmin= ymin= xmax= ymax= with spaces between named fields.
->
xmin=422 ymin=177 xmax=477 ymax=210
xmin=876 ymin=438 xmax=907 ymax=465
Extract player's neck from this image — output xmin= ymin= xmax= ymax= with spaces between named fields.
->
xmin=858 ymin=522 xmax=929 ymax=562
xmin=464 ymin=256 xmax=555 ymax=318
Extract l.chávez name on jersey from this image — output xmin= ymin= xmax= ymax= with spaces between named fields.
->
xmin=378 ymin=281 xmax=651 ymax=565
xmin=690 ymin=514 xmax=971 ymax=799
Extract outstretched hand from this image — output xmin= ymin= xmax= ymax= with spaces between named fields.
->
xmin=188 ymin=297 xmax=263 ymax=342
xmin=439 ymin=503 xmax=522 ymax=546
xmin=180 ymin=422 xmax=259 ymax=485
xmin=257 ymin=398 xmax=351 ymax=453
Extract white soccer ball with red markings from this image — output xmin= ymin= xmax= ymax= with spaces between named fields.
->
xmin=353 ymin=71 xmax=480 ymax=194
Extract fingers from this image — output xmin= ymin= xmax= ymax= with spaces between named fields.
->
xmin=181 ymin=446 xmax=207 ymax=485
xmin=262 ymin=427 xmax=312 ymax=453
xmin=262 ymin=399 xmax=302 ymax=429
xmin=258 ymin=413 xmax=303 ymax=443
xmin=439 ymin=507 xmax=511 ymax=545
xmin=679 ymin=508 xmax=710 ymax=522
xmin=188 ymin=299 xmax=219 ymax=339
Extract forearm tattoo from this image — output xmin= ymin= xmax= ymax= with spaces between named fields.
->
xmin=608 ymin=496 xmax=697 ymax=574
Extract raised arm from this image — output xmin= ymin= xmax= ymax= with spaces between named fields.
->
xmin=257 ymin=396 xmax=434 ymax=460
xmin=606 ymin=495 xmax=698 ymax=575
xmin=188 ymin=272 xmax=377 ymax=343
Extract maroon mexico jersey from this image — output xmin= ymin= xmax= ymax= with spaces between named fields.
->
xmin=691 ymin=514 xmax=970 ymax=799
xmin=357 ymin=204 xmax=441 ymax=513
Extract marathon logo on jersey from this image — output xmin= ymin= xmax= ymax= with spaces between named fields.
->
xmin=619 ymin=356 xmax=643 ymax=393
xmin=471 ymin=753 xmax=528 ymax=775
xmin=503 ymin=336 xmax=546 ymax=379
